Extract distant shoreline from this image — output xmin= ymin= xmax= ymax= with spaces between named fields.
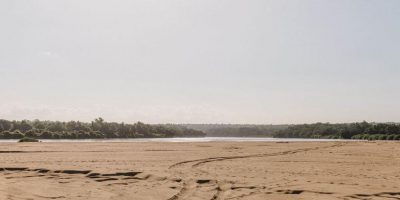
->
xmin=2 ymin=119 xmax=400 ymax=141
xmin=0 ymin=137 xmax=366 ymax=143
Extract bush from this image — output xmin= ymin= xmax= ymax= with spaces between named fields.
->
xmin=18 ymin=137 xmax=39 ymax=142
xmin=25 ymin=129 xmax=38 ymax=138
xmin=352 ymin=134 xmax=361 ymax=139
xmin=311 ymin=135 xmax=321 ymax=139
xmin=10 ymin=131 xmax=25 ymax=139
xmin=378 ymin=135 xmax=387 ymax=140
xmin=368 ymin=135 xmax=379 ymax=140
xmin=1 ymin=131 xmax=20 ymax=139
xmin=387 ymin=135 xmax=395 ymax=140
xmin=39 ymin=130 xmax=54 ymax=139
xmin=360 ymin=134 xmax=369 ymax=140
xmin=1 ymin=131 xmax=12 ymax=139
xmin=328 ymin=135 xmax=341 ymax=139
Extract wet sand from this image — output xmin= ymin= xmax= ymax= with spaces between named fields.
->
xmin=0 ymin=141 xmax=399 ymax=200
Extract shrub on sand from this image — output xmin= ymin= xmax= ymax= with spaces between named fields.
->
xmin=18 ymin=137 xmax=39 ymax=142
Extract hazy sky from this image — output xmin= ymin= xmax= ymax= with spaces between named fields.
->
xmin=1 ymin=0 xmax=399 ymax=124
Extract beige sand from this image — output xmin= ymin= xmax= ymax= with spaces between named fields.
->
xmin=0 ymin=141 xmax=399 ymax=200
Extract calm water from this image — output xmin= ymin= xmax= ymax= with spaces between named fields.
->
xmin=0 ymin=137 xmax=355 ymax=143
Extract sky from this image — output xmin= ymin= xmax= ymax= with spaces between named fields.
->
xmin=1 ymin=0 xmax=400 ymax=124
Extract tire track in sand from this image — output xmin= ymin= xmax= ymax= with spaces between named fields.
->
xmin=169 ymin=142 xmax=344 ymax=169
xmin=167 ymin=142 xmax=345 ymax=200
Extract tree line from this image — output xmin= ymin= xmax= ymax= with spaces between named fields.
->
xmin=1 ymin=119 xmax=399 ymax=140
xmin=273 ymin=122 xmax=400 ymax=140
xmin=0 ymin=118 xmax=205 ymax=139
xmin=203 ymin=125 xmax=288 ymax=137
xmin=183 ymin=124 xmax=289 ymax=137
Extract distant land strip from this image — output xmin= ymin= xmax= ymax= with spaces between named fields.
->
xmin=1 ymin=119 xmax=400 ymax=140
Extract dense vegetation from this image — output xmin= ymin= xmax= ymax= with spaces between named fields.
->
xmin=0 ymin=118 xmax=205 ymax=139
xmin=1 ymin=119 xmax=399 ymax=140
xmin=273 ymin=122 xmax=400 ymax=140
xmin=184 ymin=124 xmax=288 ymax=137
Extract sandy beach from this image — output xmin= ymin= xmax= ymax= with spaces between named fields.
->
xmin=0 ymin=141 xmax=399 ymax=200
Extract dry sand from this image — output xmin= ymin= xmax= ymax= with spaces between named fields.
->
xmin=0 ymin=141 xmax=399 ymax=200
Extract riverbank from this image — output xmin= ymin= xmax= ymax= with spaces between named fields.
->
xmin=1 ymin=141 xmax=399 ymax=199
